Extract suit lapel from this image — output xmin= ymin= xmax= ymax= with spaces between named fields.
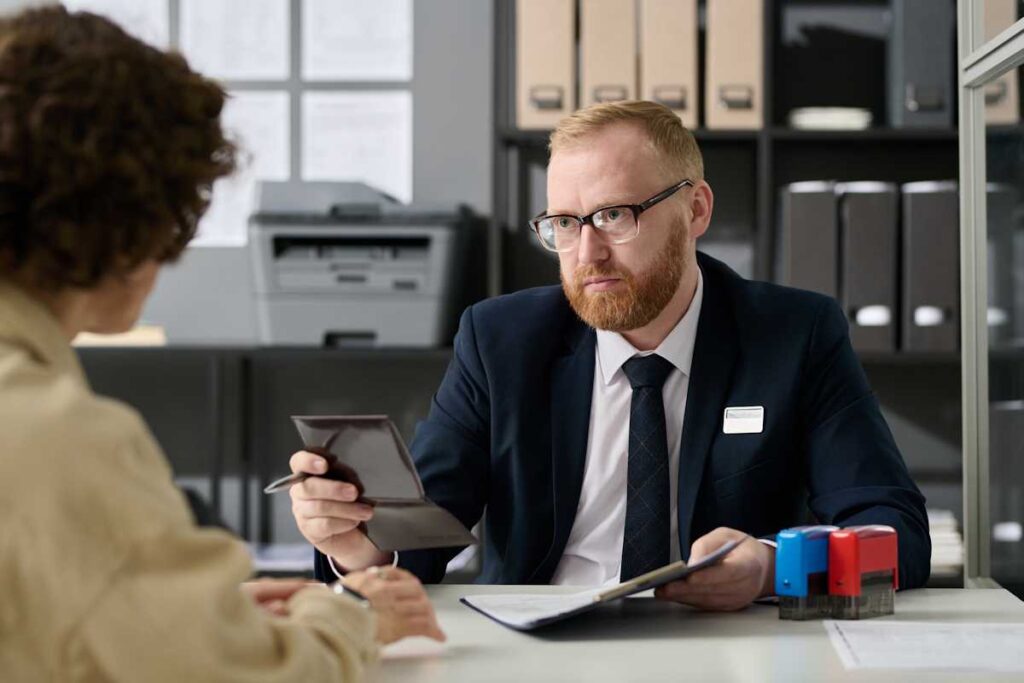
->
xmin=529 ymin=319 xmax=596 ymax=583
xmin=677 ymin=260 xmax=739 ymax=559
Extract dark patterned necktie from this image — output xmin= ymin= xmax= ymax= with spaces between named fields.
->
xmin=620 ymin=354 xmax=675 ymax=581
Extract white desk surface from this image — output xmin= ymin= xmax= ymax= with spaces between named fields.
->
xmin=374 ymin=585 xmax=1024 ymax=683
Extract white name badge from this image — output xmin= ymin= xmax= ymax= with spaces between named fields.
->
xmin=723 ymin=406 xmax=764 ymax=434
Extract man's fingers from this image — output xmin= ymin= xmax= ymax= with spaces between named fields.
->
xmin=655 ymin=573 xmax=745 ymax=598
xmin=290 ymin=476 xmax=360 ymax=503
xmin=301 ymin=516 xmax=361 ymax=543
xmin=656 ymin=574 xmax=748 ymax=600
xmin=682 ymin=560 xmax=749 ymax=586
xmin=289 ymin=450 xmax=329 ymax=475
xmin=292 ymin=498 xmax=374 ymax=522
xmin=689 ymin=527 xmax=746 ymax=563
xmin=656 ymin=529 xmax=764 ymax=612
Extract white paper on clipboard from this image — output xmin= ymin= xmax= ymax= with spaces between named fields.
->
xmin=461 ymin=540 xmax=741 ymax=631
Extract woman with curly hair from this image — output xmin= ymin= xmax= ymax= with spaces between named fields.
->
xmin=0 ymin=7 xmax=442 ymax=681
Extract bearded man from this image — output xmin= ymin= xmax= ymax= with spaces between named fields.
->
xmin=287 ymin=101 xmax=931 ymax=609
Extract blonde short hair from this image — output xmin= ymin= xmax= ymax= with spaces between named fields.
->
xmin=549 ymin=100 xmax=704 ymax=181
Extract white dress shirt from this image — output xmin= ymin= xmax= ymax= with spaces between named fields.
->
xmin=552 ymin=270 xmax=705 ymax=586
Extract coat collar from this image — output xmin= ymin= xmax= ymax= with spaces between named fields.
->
xmin=676 ymin=253 xmax=739 ymax=557
xmin=0 ymin=281 xmax=86 ymax=384
xmin=530 ymin=304 xmax=596 ymax=583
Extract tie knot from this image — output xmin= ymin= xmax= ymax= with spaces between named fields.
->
xmin=622 ymin=354 xmax=675 ymax=389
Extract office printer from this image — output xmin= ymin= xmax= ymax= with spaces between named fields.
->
xmin=250 ymin=182 xmax=470 ymax=347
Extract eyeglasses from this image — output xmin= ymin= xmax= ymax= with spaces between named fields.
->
xmin=529 ymin=179 xmax=693 ymax=253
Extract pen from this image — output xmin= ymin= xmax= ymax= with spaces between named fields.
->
xmin=263 ymin=471 xmax=312 ymax=494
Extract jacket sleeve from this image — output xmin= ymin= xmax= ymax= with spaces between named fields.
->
xmin=400 ymin=305 xmax=492 ymax=583
xmin=65 ymin=427 xmax=379 ymax=682
xmin=314 ymin=306 xmax=492 ymax=585
xmin=800 ymin=298 xmax=932 ymax=589
xmin=72 ymin=529 xmax=378 ymax=683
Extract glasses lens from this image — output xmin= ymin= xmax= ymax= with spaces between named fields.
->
xmin=537 ymin=216 xmax=580 ymax=252
xmin=592 ymin=207 xmax=637 ymax=239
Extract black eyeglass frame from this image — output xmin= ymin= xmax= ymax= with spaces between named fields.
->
xmin=529 ymin=178 xmax=694 ymax=253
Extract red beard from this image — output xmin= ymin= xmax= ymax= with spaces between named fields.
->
xmin=562 ymin=226 xmax=688 ymax=332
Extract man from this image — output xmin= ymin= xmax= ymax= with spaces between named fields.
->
xmin=289 ymin=101 xmax=930 ymax=609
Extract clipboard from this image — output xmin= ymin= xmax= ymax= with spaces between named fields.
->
xmin=460 ymin=539 xmax=742 ymax=631
xmin=291 ymin=415 xmax=476 ymax=552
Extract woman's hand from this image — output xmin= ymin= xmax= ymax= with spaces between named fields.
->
xmin=343 ymin=566 xmax=446 ymax=645
xmin=241 ymin=577 xmax=317 ymax=617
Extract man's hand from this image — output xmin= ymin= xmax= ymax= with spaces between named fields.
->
xmin=241 ymin=577 xmax=317 ymax=617
xmin=343 ymin=567 xmax=446 ymax=645
xmin=288 ymin=450 xmax=391 ymax=570
xmin=654 ymin=527 xmax=774 ymax=611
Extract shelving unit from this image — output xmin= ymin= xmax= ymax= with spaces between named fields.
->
xmin=491 ymin=1 xmax=962 ymax=296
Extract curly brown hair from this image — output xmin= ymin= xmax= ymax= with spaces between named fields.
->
xmin=0 ymin=6 xmax=236 ymax=290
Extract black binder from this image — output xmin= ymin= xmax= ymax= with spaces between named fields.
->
xmin=889 ymin=0 xmax=955 ymax=128
xmin=901 ymin=181 xmax=959 ymax=352
xmin=778 ymin=181 xmax=839 ymax=298
xmin=838 ymin=182 xmax=899 ymax=353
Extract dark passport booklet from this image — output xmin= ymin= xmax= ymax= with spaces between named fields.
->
xmin=293 ymin=415 xmax=476 ymax=552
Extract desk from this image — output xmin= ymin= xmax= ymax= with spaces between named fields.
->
xmin=376 ymin=586 xmax=1024 ymax=682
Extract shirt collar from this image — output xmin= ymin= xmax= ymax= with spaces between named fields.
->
xmin=595 ymin=267 xmax=704 ymax=386
xmin=0 ymin=280 xmax=87 ymax=384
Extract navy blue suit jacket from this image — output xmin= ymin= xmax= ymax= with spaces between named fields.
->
xmin=315 ymin=253 xmax=931 ymax=589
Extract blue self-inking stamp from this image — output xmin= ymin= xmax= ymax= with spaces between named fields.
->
xmin=775 ymin=525 xmax=838 ymax=620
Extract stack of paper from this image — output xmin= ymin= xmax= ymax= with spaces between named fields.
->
xmin=826 ymin=621 xmax=1024 ymax=672
xmin=928 ymin=508 xmax=964 ymax=577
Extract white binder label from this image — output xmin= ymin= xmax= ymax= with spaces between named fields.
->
xmin=723 ymin=406 xmax=764 ymax=434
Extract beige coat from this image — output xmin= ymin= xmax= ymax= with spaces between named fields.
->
xmin=0 ymin=282 xmax=378 ymax=682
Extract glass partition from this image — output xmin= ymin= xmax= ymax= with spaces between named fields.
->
xmin=961 ymin=0 xmax=1024 ymax=589
xmin=982 ymin=1 xmax=1023 ymax=50
xmin=985 ymin=66 xmax=1024 ymax=592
